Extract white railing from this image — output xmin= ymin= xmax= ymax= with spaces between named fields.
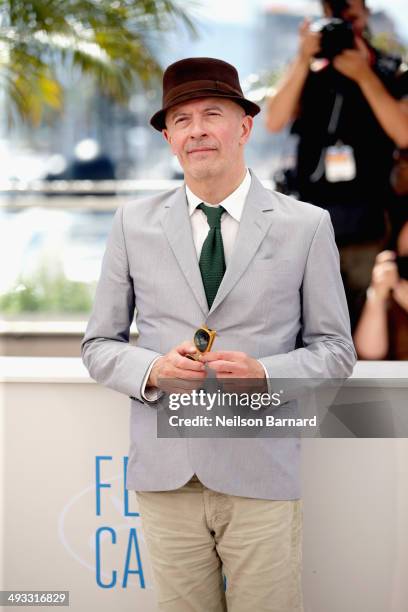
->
xmin=0 ymin=179 xmax=275 ymax=209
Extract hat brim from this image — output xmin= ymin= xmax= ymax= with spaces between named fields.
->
xmin=150 ymin=91 xmax=261 ymax=131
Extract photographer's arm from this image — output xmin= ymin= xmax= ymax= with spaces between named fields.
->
xmin=265 ymin=20 xmax=320 ymax=133
xmin=333 ymin=40 xmax=408 ymax=148
xmin=358 ymin=74 xmax=408 ymax=148
xmin=353 ymin=251 xmax=399 ymax=360
xmin=353 ymin=289 xmax=389 ymax=360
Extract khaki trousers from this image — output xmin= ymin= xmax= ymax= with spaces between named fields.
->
xmin=135 ymin=475 xmax=303 ymax=612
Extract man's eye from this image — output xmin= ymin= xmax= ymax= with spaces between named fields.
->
xmin=175 ymin=117 xmax=187 ymax=125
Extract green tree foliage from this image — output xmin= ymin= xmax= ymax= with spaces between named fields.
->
xmin=0 ymin=266 xmax=95 ymax=313
xmin=0 ymin=0 xmax=196 ymax=124
xmin=371 ymin=32 xmax=407 ymax=61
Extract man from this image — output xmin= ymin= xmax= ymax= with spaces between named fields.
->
xmin=81 ymin=57 xmax=356 ymax=611
xmin=265 ymin=0 xmax=408 ymax=330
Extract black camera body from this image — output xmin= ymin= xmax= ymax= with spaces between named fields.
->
xmin=397 ymin=256 xmax=408 ymax=280
xmin=311 ymin=18 xmax=355 ymax=60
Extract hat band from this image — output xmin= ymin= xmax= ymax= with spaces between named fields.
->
xmin=163 ymin=79 xmax=243 ymax=108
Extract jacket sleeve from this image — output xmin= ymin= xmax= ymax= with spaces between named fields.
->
xmin=259 ymin=210 xmax=357 ymax=379
xmin=81 ymin=204 xmax=161 ymax=401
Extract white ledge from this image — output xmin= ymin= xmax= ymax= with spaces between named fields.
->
xmin=0 ymin=356 xmax=92 ymax=383
xmin=0 ymin=357 xmax=407 ymax=384
xmin=0 ymin=320 xmax=138 ymax=335
xmin=0 ymin=320 xmax=88 ymax=335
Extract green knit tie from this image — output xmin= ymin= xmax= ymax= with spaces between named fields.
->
xmin=198 ymin=203 xmax=226 ymax=308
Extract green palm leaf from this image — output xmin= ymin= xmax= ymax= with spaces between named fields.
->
xmin=0 ymin=0 xmax=198 ymax=124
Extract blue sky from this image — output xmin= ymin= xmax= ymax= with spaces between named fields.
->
xmin=196 ymin=0 xmax=408 ymax=41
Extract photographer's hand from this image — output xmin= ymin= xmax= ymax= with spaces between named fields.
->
xmin=299 ymin=19 xmax=321 ymax=62
xmin=265 ymin=19 xmax=320 ymax=133
xmin=333 ymin=37 xmax=371 ymax=83
xmin=334 ymin=37 xmax=408 ymax=148
xmin=353 ymin=251 xmax=398 ymax=359
xmin=370 ymin=250 xmax=399 ymax=302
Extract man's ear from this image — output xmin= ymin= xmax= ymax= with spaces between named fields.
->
xmin=163 ymin=128 xmax=177 ymax=156
xmin=162 ymin=128 xmax=170 ymax=144
xmin=240 ymin=115 xmax=253 ymax=145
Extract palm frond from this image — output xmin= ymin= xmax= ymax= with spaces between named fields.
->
xmin=0 ymin=0 xmax=198 ymax=123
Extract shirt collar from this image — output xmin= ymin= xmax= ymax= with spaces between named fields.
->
xmin=185 ymin=168 xmax=251 ymax=222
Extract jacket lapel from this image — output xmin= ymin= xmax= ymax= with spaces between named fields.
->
xmin=160 ymin=173 xmax=276 ymax=318
xmin=161 ymin=187 xmax=209 ymax=316
xmin=209 ymin=172 xmax=275 ymax=314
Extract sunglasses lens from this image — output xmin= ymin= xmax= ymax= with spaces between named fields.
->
xmin=194 ymin=329 xmax=210 ymax=352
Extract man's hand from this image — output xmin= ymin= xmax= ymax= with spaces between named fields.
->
xmin=298 ymin=19 xmax=321 ymax=62
xmin=333 ymin=37 xmax=372 ymax=84
xmin=200 ymin=351 xmax=265 ymax=379
xmin=369 ymin=250 xmax=399 ymax=302
xmin=147 ymin=341 xmax=206 ymax=391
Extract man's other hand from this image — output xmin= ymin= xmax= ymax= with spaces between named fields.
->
xmin=200 ymin=351 xmax=266 ymax=379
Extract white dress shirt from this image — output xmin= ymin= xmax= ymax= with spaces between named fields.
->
xmin=141 ymin=168 xmax=267 ymax=400
xmin=186 ymin=168 xmax=251 ymax=264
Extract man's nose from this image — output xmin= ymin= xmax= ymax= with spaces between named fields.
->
xmin=189 ymin=116 xmax=208 ymax=138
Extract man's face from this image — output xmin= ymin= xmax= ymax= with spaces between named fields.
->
xmin=325 ymin=0 xmax=369 ymax=36
xmin=163 ymin=97 xmax=253 ymax=183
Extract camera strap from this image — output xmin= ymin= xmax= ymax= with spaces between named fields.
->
xmin=309 ymin=92 xmax=344 ymax=182
xmin=327 ymin=92 xmax=344 ymax=134
xmin=310 ymin=90 xmax=356 ymax=183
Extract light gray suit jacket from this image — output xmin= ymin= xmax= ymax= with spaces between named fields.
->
xmin=81 ymin=171 xmax=356 ymax=500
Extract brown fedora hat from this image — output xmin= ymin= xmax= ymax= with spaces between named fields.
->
xmin=150 ymin=57 xmax=261 ymax=131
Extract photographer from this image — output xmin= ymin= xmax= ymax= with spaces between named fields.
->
xmin=265 ymin=0 xmax=408 ymax=330
xmin=353 ymin=220 xmax=408 ymax=359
